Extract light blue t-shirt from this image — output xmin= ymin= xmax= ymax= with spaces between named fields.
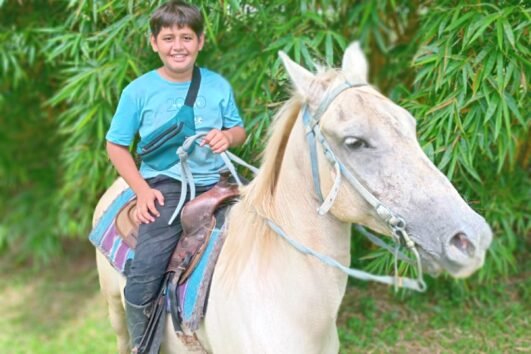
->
xmin=106 ymin=67 xmax=243 ymax=186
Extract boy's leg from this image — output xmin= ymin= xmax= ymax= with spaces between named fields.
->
xmin=124 ymin=176 xmax=183 ymax=351
xmin=123 ymin=175 xmax=213 ymax=350
xmin=125 ymin=176 xmax=184 ymax=305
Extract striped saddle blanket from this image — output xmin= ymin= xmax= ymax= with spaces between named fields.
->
xmin=89 ymin=187 xmax=225 ymax=333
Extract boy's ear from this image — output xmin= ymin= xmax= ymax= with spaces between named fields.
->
xmin=198 ymin=33 xmax=205 ymax=51
xmin=150 ymin=34 xmax=159 ymax=52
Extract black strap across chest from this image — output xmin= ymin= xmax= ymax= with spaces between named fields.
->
xmin=184 ymin=66 xmax=201 ymax=107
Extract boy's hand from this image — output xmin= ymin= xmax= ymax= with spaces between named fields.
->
xmin=134 ymin=187 xmax=165 ymax=224
xmin=200 ymin=129 xmax=232 ymax=154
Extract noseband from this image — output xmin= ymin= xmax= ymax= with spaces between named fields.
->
xmin=277 ymin=81 xmax=427 ymax=292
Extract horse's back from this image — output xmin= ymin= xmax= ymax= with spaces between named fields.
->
xmin=93 ymin=177 xmax=128 ymax=288
xmin=93 ymin=178 xmax=131 ymax=352
xmin=93 ymin=177 xmax=130 ymax=227
xmin=93 ymin=176 xmax=129 ymax=291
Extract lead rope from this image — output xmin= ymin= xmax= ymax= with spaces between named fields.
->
xmin=389 ymin=217 xmax=427 ymax=291
xmin=354 ymin=225 xmax=414 ymax=264
xmin=168 ymin=135 xmax=200 ymax=225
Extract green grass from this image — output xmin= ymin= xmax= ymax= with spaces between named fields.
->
xmin=0 ymin=245 xmax=116 ymax=354
xmin=338 ymin=276 xmax=531 ymax=353
xmin=1 ymin=245 xmax=529 ymax=353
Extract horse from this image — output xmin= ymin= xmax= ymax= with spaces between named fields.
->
xmin=93 ymin=42 xmax=493 ymax=353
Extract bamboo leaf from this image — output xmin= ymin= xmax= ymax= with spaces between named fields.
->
xmin=427 ymin=97 xmax=455 ymax=115
xmin=502 ymin=19 xmax=515 ymax=48
xmin=438 ymin=143 xmax=453 ymax=170
xmin=496 ymin=52 xmax=505 ymax=93
xmin=503 ymin=92 xmax=524 ymax=125
xmin=446 ymin=10 xmax=475 ymax=33
xmin=481 ymin=52 xmax=496 ymax=83
xmin=496 ymin=19 xmax=504 ymax=51
xmin=466 ymin=12 xmax=500 ymax=47
xmin=494 ymin=102 xmax=503 ymax=139
xmin=484 ymin=95 xmax=499 ymax=123
xmin=325 ymin=32 xmax=333 ymax=65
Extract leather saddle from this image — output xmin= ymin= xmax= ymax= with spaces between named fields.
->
xmin=115 ymin=170 xmax=239 ymax=280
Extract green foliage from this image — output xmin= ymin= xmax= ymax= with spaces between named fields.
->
xmin=404 ymin=2 xmax=530 ymax=281
xmin=1 ymin=0 xmax=528 ymax=287
xmin=338 ymin=276 xmax=530 ymax=352
xmin=0 ymin=2 xmax=64 ymax=261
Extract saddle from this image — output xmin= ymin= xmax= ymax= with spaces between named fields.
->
xmin=168 ymin=172 xmax=239 ymax=283
xmin=115 ymin=200 xmax=138 ymax=249
xmin=115 ymin=170 xmax=239 ymax=280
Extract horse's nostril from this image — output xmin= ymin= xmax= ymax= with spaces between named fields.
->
xmin=450 ymin=232 xmax=476 ymax=257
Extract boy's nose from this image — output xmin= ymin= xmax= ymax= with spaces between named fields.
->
xmin=172 ymin=39 xmax=184 ymax=50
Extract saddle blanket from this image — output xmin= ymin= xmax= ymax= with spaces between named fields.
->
xmin=89 ymin=187 xmax=224 ymax=332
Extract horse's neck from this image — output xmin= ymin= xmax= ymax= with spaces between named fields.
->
xmin=236 ymin=116 xmax=351 ymax=314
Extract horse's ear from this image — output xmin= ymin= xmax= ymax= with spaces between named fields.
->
xmin=341 ymin=41 xmax=369 ymax=84
xmin=279 ymin=51 xmax=316 ymax=98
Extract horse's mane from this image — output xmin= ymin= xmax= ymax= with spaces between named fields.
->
xmin=241 ymin=96 xmax=303 ymax=215
xmin=217 ymin=97 xmax=302 ymax=285
xmin=219 ymin=69 xmax=341 ymax=286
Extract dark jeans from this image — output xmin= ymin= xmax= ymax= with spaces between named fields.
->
xmin=124 ymin=175 xmax=212 ymax=306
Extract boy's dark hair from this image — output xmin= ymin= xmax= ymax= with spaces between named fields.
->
xmin=150 ymin=1 xmax=204 ymax=38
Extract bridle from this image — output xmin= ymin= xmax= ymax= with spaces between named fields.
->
xmin=170 ymin=81 xmax=427 ymax=292
xmin=270 ymin=80 xmax=427 ymax=292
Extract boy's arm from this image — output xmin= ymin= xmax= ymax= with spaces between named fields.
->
xmin=106 ymin=141 xmax=164 ymax=223
xmin=201 ymin=126 xmax=246 ymax=154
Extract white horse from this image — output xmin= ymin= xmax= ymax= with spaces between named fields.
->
xmin=93 ymin=42 xmax=492 ymax=353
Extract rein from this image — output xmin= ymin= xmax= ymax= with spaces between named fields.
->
xmin=170 ymin=83 xmax=427 ymax=291
xmin=167 ymin=133 xmax=258 ymax=225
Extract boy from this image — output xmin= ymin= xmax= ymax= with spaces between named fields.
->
xmin=105 ymin=1 xmax=246 ymax=351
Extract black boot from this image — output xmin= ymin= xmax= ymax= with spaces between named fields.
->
xmin=125 ymin=300 xmax=151 ymax=353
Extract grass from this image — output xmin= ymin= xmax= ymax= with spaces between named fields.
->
xmin=1 ymin=244 xmax=529 ymax=353
xmin=338 ymin=278 xmax=530 ymax=353
xmin=0 ymin=244 xmax=116 ymax=354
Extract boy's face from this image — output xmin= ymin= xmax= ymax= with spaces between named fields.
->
xmin=150 ymin=25 xmax=204 ymax=81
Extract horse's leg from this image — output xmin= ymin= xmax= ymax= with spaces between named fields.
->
xmin=320 ymin=324 xmax=340 ymax=354
xmin=96 ymin=251 xmax=130 ymax=354
xmin=160 ymin=318 xmax=210 ymax=354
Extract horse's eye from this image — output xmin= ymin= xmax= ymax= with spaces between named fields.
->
xmin=344 ymin=137 xmax=369 ymax=149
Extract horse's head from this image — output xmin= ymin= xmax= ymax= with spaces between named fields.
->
xmin=279 ymin=42 xmax=492 ymax=279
